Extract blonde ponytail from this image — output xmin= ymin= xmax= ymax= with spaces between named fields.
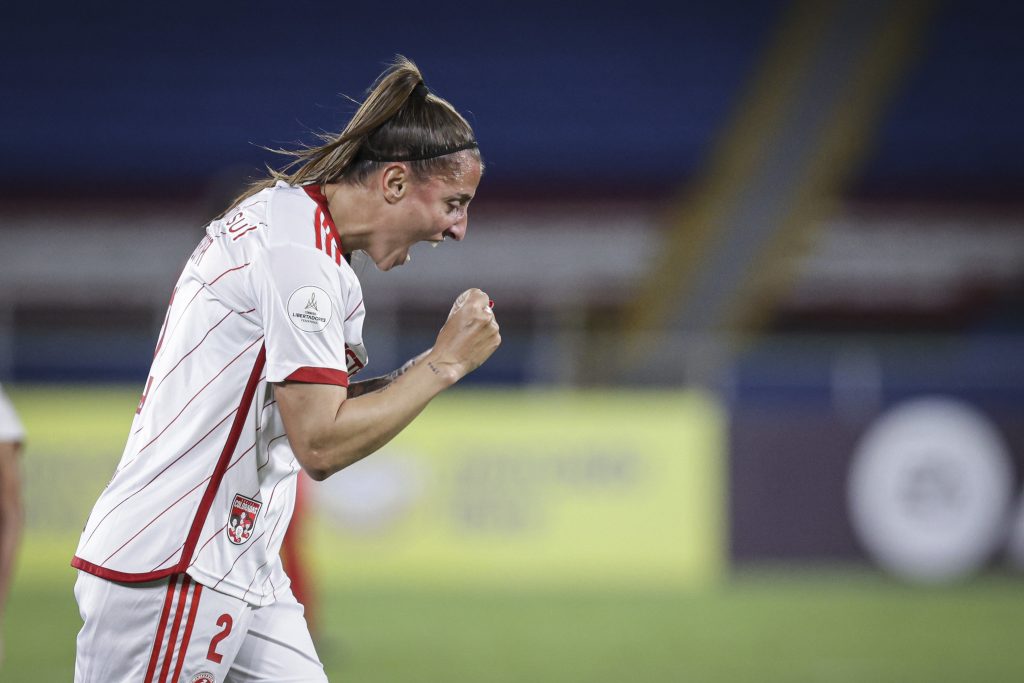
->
xmin=233 ymin=56 xmax=478 ymax=206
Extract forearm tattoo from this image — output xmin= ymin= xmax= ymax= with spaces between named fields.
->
xmin=347 ymin=356 xmax=420 ymax=397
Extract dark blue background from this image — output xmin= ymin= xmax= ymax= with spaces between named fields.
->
xmin=4 ymin=1 xmax=1019 ymax=196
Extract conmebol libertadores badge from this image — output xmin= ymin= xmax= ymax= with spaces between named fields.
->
xmin=287 ymin=285 xmax=332 ymax=332
xmin=227 ymin=493 xmax=262 ymax=545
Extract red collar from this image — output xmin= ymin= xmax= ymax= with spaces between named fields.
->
xmin=302 ymin=184 xmax=350 ymax=263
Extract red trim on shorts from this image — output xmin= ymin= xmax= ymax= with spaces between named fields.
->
xmin=285 ymin=366 xmax=349 ymax=386
xmin=171 ymin=583 xmax=203 ymax=683
xmin=144 ymin=575 xmax=179 ymax=683
xmin=158 ymin=575 xmax=192 ymax=683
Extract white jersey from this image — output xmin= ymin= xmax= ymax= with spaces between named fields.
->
xmin=0 ymin=382 xmax=25 ymax=443
xmin=74 ymin=182 xmax=367 ymax=606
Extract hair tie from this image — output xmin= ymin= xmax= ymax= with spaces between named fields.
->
xmin=413 ymin=82 xmax=430 ymax=99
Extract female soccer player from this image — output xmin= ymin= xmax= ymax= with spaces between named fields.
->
xmin=72 ymin=56 xmax=499 ymax=682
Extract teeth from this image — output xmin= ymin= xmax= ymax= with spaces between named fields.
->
xmin=431 ymin=241 xmax=440 ymax=248
xmin=405 ymin=254 xmax=412 ymax=263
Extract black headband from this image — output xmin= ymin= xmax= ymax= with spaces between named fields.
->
xmin=358 ymin=139 xmax=479 ymax=163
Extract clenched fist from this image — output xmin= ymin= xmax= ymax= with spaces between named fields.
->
xmin=430 ymin=288 xmax=501 ymax=383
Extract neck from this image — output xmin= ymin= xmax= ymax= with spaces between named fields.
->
xmin=322 ymin=181 xmax=382 ymax=253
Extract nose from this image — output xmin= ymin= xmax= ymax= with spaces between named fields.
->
xmin=444 ymin=213 xmax=468 ymax=242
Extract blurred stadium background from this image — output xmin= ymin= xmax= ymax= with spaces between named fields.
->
xmin=2 ymin=0 xmax=1024 ymax=680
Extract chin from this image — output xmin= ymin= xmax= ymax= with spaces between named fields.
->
xmin=374 ymin=256 xmax=403 ymax=272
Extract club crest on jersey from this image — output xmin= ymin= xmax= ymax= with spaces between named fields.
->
xmin=287 ymin=285 xmax=333 ymax=332
xmin=191 ymin=673 xmax=216 ymax=683
xmin=227 ymin=494 xmax=262 ymax=545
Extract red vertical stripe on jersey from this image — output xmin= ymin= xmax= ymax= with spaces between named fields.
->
xmin=98 ymin=439 xmax=259 ymax=566
xmin=177 ymin=344 xmax=267 ymax=573
xmin=102 ymin=436 xmax=258 ymax=568
xmin=171 ymin=583 xmax=203 ymax=683
xmin=72 ymin=343 xmax=266 ymax=583
xmin=81 ymin=409 xmax=236 ymax=548
xmin=144 ymin=575 xmax=179 ymax=683
xmin=136 ymin=336 xmax=264 ymax=458
xmin=158 ymin=575 xmax=192 ymax=683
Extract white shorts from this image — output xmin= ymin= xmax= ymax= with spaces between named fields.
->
xmin=74 ymin=571 xmax=327 ymax=683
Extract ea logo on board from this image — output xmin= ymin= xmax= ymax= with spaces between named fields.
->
xmin=847 ymin=397 xmax=1012 ymax=582
xmin=287 ymin=286 xmax=332 ymax=332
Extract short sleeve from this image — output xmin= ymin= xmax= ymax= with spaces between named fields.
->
xmin=249 ymin=243 xmax=351 ymax=386
xmin=0 ymin=384 xmax=25 ymax=443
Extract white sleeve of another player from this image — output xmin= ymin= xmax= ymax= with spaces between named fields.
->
xmin=250 ymin=243 xmax=351 ymax=387
xmin=0 ymin=384 xmax=25 ymax=443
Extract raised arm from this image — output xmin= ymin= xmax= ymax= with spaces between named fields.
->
xmin=275 ymin=289 xmax=499 ymax=480
xmin=344 ymin=348 xmax=431 ymax=398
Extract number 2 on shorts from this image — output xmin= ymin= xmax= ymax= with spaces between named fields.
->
xmin=207 ymin=613 xmax=234 ymax=664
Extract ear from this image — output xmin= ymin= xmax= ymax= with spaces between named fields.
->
xmin=381 ymin=163 xmax=409 ymax=204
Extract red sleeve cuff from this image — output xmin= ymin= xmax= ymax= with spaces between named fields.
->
xmin=284 ymin=367 xmax=349 ymax=387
